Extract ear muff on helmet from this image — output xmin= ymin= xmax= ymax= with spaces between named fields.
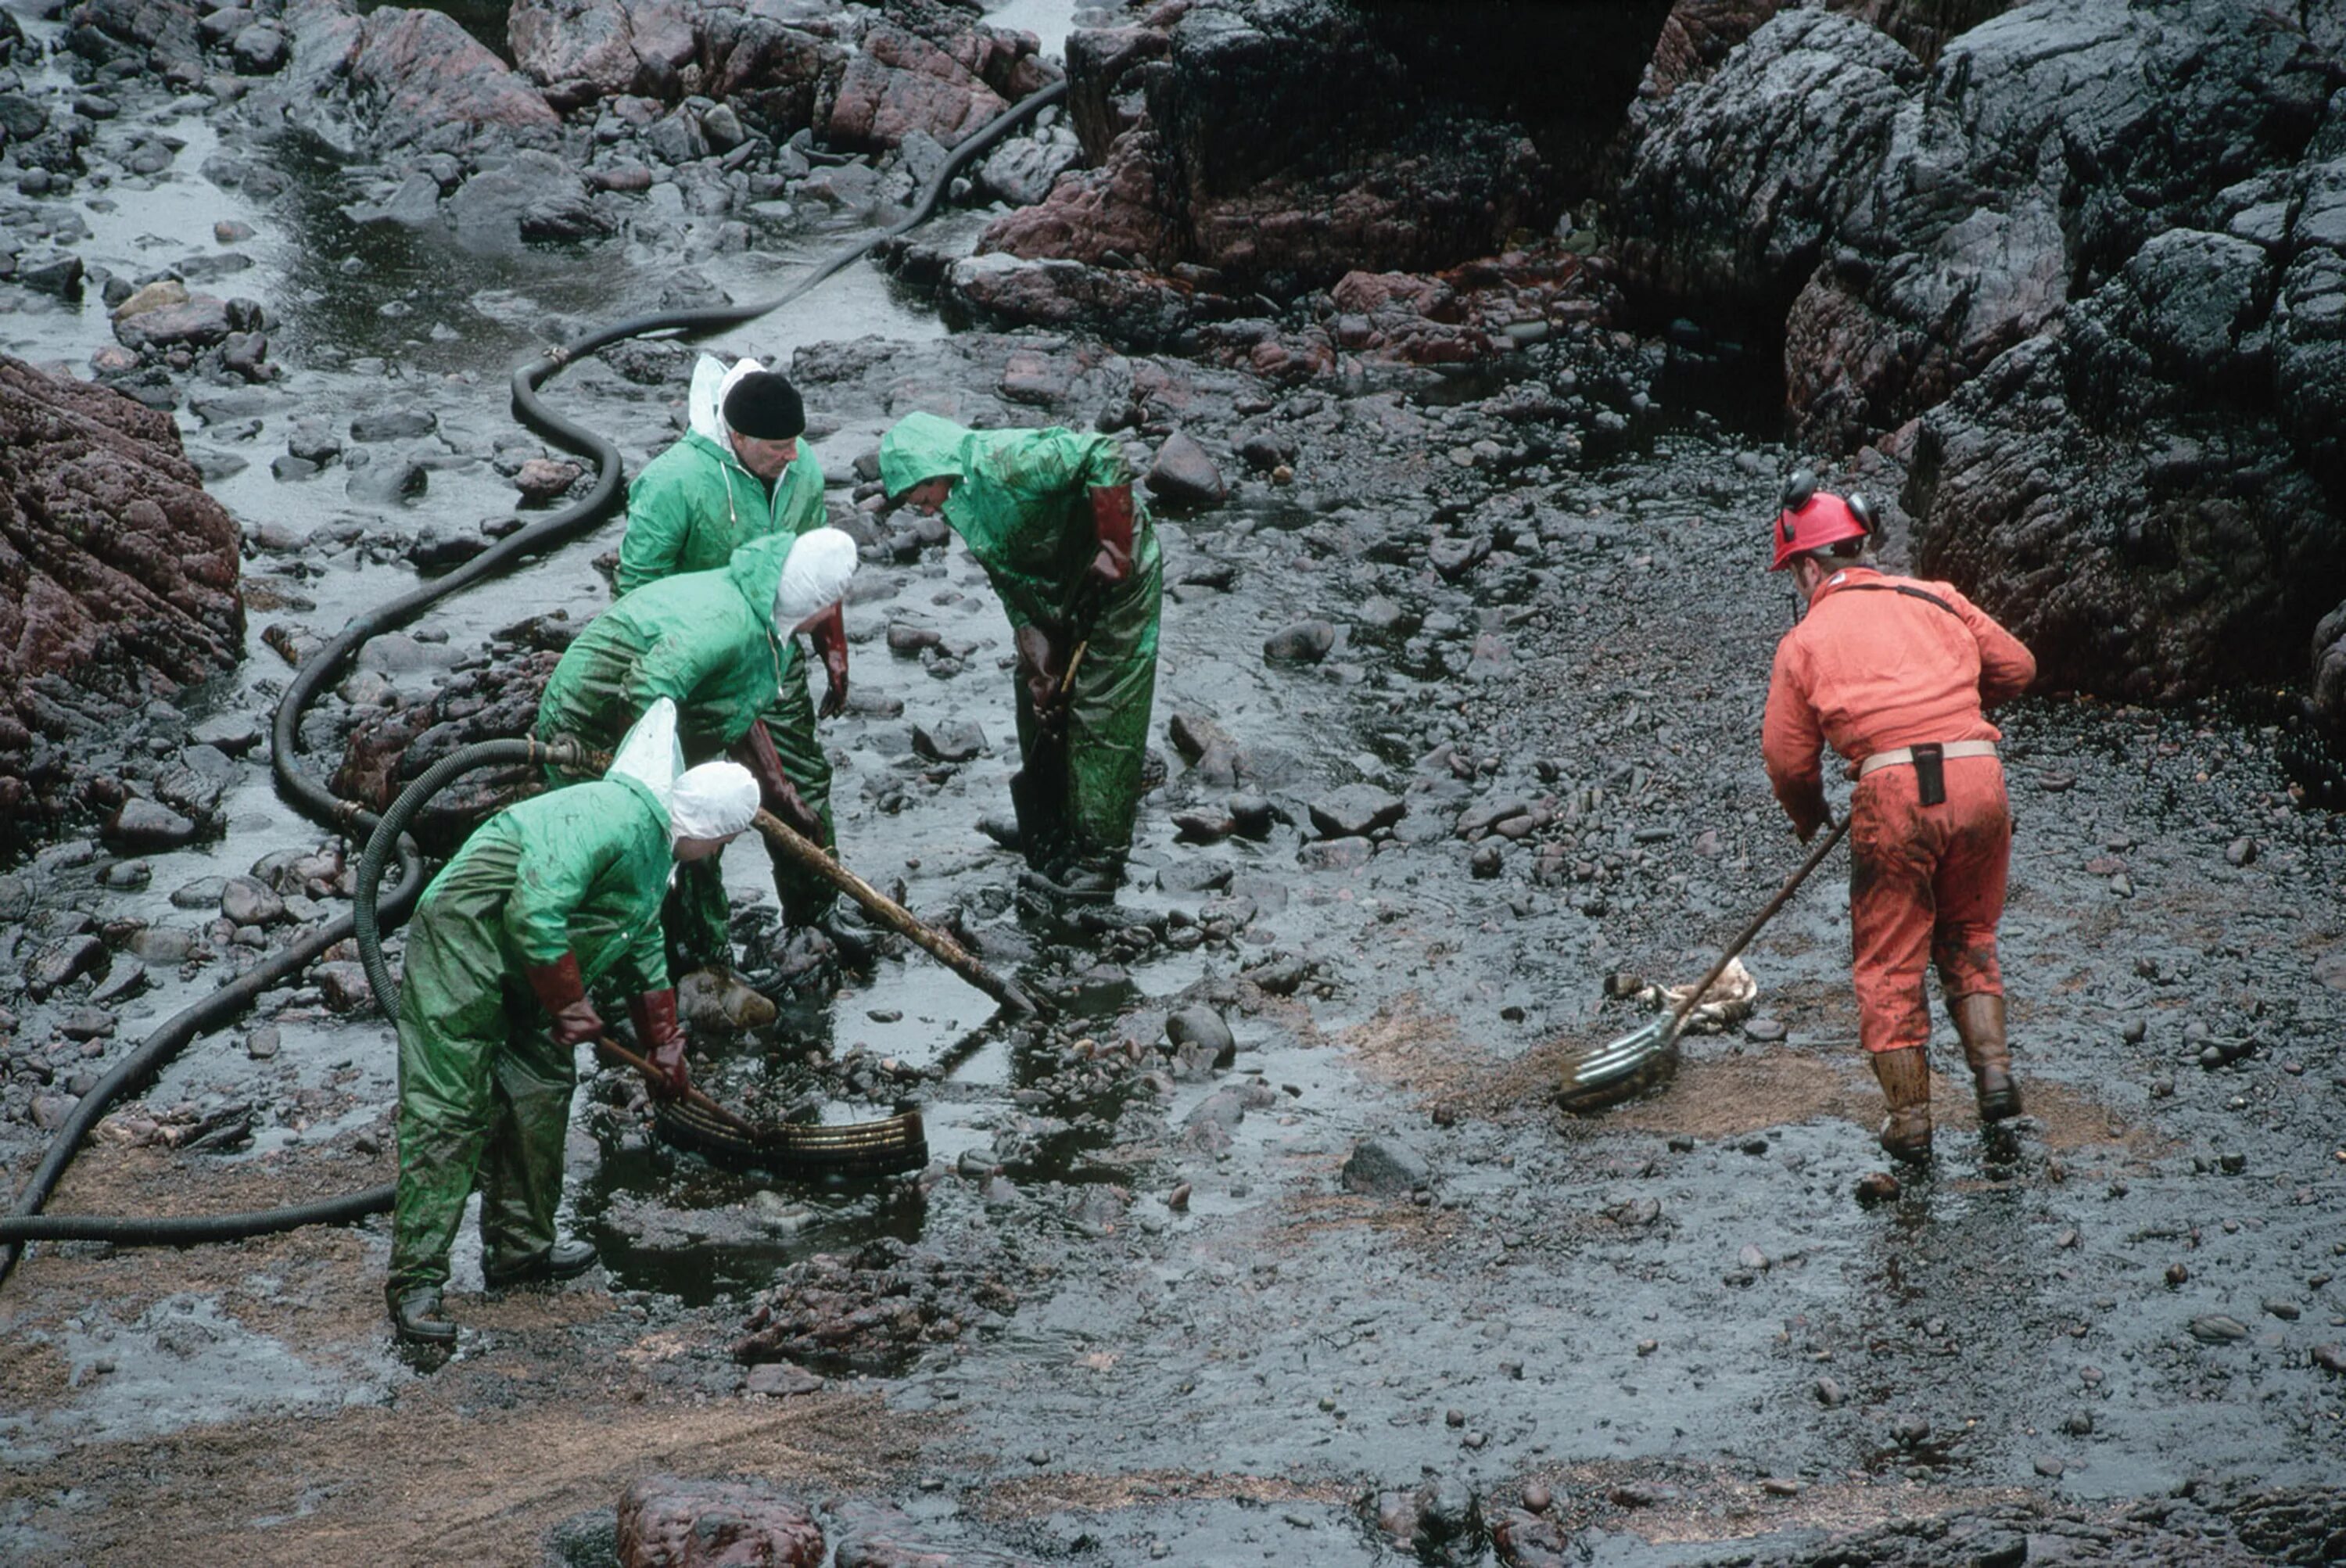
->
xmin=1770 ymin=471 xmax=1874 ymax=571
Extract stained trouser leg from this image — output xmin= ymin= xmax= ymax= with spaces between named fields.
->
xmin=762 ymin=674 xmax=838 ymax=926
xmin=477 ymin=1001 xmax=579 ymax=1276
xmin=1847 ymin=773 xmax=1940 ymax=1159
xmin=388 ymin=974 xmax=500 ymax=1299
xmin=1061 ymin=554 xmax=1163 ymax=872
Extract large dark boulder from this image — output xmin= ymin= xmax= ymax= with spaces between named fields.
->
xmin=1618 ymin=0 xmax=2346 ymax=713
xmin=1909 ymin=285 xmax=2338 ymax=704
xmin=0 ymin=356 xmax=243 ymax=836
xmin=265 ymin=0 xmax=560 ymax=155
xmin=1619 ymin=2 xmax=2340 ymax=450
xmin=506 ymin=0 xmax=1050 ymax=146
xmin=64 ymin=0 xmax=205 ymax=79
xmin=978 ymin=0 xmax=1672 ymax=293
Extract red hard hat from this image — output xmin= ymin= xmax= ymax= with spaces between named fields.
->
xmin=1770 ymin=488 xmax=1871 ymax=572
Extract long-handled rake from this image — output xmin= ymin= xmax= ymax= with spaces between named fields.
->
xmin=1559 ymin=816 xmax=1850 ymax=1111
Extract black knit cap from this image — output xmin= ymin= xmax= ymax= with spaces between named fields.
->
xmin=723 ymin=371 xmax=805 ymax=440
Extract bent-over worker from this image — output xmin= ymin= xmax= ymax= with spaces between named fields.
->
xmin=618 ymin=358 xmax=856 ymax=950
xmin=877 ymin=411 xmax=1163 ymax=902
xmin=388 ymin=701 xmax=759 ymax=1344
xmin=1760 ymin=474 xmax=2036 ymax=1164
xmin=534 ymin=527 xmax=859 ymax=978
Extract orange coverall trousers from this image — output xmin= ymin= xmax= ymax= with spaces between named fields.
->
xmin=1848 ymin=753 xmax=2011 ymax=1054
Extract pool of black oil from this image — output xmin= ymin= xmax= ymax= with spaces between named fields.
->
xmin=573 ymin=962 xmax=1158 ymax=1307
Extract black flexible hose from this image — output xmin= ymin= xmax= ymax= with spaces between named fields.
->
xmin=0 ymin=1187 xmax=395 ymax=1246
xmin=0 ymin=737 xmax=565 ymax=1257
xmin=0 ymin=878 xmax=411 ymax=1276
xmin=353 ymin=737 xmax=588 ymax=1020
xmin=0 ymin=79 xmax=1071 ymax=1272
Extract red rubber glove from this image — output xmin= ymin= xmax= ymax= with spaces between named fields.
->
xmin=1013 ymin=623 xmax=1065 ymax=719
xmin=731 ymin=721 xmax=823 ymax=839
xmin=808 ymin=601 xmax=850 ymax=719
xmin=629 ymin=989 xmax=688 ymax=1100
xmin=523 ymin=953 xmax=604 ymax=1047
xmin=1088 ymin=483 xmax=1135 ymax=587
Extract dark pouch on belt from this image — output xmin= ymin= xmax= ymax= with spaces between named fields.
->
xmin=1912 ymin=743 xmax=1946 ymax=806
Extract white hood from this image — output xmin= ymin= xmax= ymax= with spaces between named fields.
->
xmin=687 ymin=353 xmax=769 ymax=447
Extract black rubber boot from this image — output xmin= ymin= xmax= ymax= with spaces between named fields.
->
xmin=1951 ymin=993 xmax=2021 ymax=1123
xmin=1870 ymin=1046 xmax=1934 ymax=1164
xmin=389 ymin=1285 xmax=456 ymax=1344
xmin=483 ymin=1238 xmax=599 ymax=1291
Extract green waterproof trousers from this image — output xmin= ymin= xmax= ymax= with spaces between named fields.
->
xmin=1016 ymin=551 xmax=1163 ymax=867
xmin=389 ymin=924 xmax=580 ymax=1297
xmin=662 ymin=672 xmax=835 ymax=967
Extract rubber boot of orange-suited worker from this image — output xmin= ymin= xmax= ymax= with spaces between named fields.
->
xmin=1950 ymin=992 xmax=2021 ymax=1123
xmin=1870 ymin=1045 xmax=1932 ymax=1163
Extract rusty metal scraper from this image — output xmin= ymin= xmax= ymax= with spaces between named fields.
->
xmin=1559 ymin=817 xmax=1849 ymax=1111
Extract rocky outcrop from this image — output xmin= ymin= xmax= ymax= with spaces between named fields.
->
xmin=0 ymin=356 xmax=243 ymax=833
xmin=981 ymin=1 xmax=1672 ymax=290
xmin=506 ymin=0 xmax=1054 ymax=148
xmin=260 ymin=0 xmax=560 ymax=155
xmin=1616 ymin=0 xmax=2346 ymax=709
xmin=63 ymin=0 xmax=206 ymax=83
xmin=917 ymin=1 xmax=1663 ymax=372
xmin=1908 ymin=265 xmax=2341 ymax=703
xmin=614 ymin=1477 xmax=823 ymax=1568
xmin=1619 ymin=4 xmax=2339 ymax=449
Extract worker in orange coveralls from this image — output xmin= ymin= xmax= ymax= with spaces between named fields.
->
xmin=1760 ymin=472 xmax=2037 ymax=1164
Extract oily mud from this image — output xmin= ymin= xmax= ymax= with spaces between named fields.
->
xmin=2 ymin=4 xmax=2344 ymax=1566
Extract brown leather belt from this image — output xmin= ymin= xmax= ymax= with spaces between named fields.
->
xmin=1856 ymin=739 xmax=1999 ymax=778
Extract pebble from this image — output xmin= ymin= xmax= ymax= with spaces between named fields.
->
xmin=126 ymin=927 xmax=199 ymax=965
xmin=1164 ymin=1004 xmax=1235 ymax=1062
xmin=742 ymin=1363 xmax=823 ymax=1398
xmin=221 ymin=876 xmax=287 ymax=926
xmin=105 ymin=798 xmax=198 ymax=849
xmin=1308 ymin=784 xmax=1405 ymax=838
xmin=1341 ymin=1135 xmax=1431 ymax=1196
xmin=170 ymin=877 xmax=228 ymax=910
xmin=1854 ymin=1171 xmax=1900 ymax=1206
xmin=1263 ymin=619 xmax=1336 ymax=663
xmin=57 ymin=1009 xmax=115 ymax=1041
xmin=1814 ymin=1377 xmax=1845 ymax=1407
xmin=2035 ymin=1455 xmax=2066 ymax=1478
xmin=89 ymin=961 xmax=148 ymax=1006
xmin=246 ymin=1027 xmax=280 ymax=1060
xmin=2188 ymin=1314 xmax=2250 ymax=1343
xmin=910 ymin=720 xmax=985 ymax=762
xmin=1145 ymin=430 xmax=1226 ymax=506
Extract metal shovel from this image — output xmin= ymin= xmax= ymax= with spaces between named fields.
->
xmin=1559 ymin=816 xmax=1850 ymax=1111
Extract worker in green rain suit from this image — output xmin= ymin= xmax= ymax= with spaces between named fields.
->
xmin=878 ymin=412 xmax=1163 ymax=901
xmin=617 ymin=358 xmax=856 ymax=949
xmin=386 ymin=701 xmax=760 ymax=1344
xmin=533 ymin=526 xmax=859 ymax=977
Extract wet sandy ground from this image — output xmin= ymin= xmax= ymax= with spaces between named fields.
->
xmin=3 ymin=13 xmax=2344 ymax=1566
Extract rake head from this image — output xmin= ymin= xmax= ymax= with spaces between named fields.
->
xmin=655 ymin=1100 xmax=929 ymax=1178
xmin=1556 ymin=1014 xmax=1682 ymax=1112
